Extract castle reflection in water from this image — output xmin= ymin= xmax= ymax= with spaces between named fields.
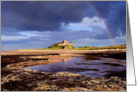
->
xmin=63 ymin=57 xmax=73 ymax=62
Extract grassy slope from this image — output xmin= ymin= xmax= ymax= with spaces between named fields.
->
xmin=17 ymin=44 xmax=126 ymax=51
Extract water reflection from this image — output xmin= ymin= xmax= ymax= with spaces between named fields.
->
xmin=27 ymin=56 xmax=126 ymax=78
xmin=63 ymin=57 xmax=73 ymax=62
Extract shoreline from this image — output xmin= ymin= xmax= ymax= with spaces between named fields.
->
xmin=1 ymin=51 xmax=126 ymax=91
xmin=1 ymin=49 xmax=126 ymax=55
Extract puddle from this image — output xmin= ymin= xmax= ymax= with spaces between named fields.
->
xmin=27 ymin=56 xmax=126 ymax=78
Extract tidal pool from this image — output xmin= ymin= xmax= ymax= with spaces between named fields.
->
xmin=27 ymin=56 xmax=126 ymax=78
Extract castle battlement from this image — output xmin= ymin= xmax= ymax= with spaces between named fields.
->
xmin=52 ymin=40 xmax=73 ymax=46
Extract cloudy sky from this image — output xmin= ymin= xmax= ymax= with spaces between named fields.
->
xmin=1 ymin=1 xmax=126 ymax=51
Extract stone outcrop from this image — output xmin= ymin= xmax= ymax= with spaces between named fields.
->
xmin=52 ymin=40 xmax=73 ymax=46
xmin=1 ymin=54 xmax=126 ymax=91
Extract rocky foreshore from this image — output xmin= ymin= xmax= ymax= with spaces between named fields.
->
xmin=1 ymin=68 xmax=126 ymax=91
xmin=1 ymin=53 xmax=126 ymax=91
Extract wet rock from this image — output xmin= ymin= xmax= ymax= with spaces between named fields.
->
xmin=51 ymin=72 xmax=82 ymax=77
xmin=1 ymin=54 xmax=126 ymax=91
xmin=91 ymin=80 xmax=101 ymax=84
xmin=1 ymin=69 xmax=126 ymax=91
xmin=23 ymin=68 xmax=33 ymax=72
xmin=1 ymin=88 xmax=9 ymax=91
xmin=62 ymin=87 xmax=93 ymax=91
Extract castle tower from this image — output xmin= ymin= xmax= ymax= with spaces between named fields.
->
xmin=70 ymin=41 xmax=73 ymax=46
xmin=63 ymin=40 xmax=68 ymax=45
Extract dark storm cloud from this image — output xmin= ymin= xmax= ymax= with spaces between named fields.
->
xmin=90 ymin=1 xmax=126 ymax=37
xmin=1 ymin=27 xmax=21 ymax=36
xmin=1 ymin=1 xmax=89 ymax=31
xmin=1 ymin=1 xmax=126 ymax=39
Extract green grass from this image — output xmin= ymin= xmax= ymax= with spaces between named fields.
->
xmin=70 ymin=44 xmax=126 ymax=50
xmin=92 ymin=44 xmax=126 ymax=50
xmin=17 ymin=44 xmax=126 ymax=51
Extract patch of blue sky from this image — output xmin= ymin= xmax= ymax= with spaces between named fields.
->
xmin=19 ymin=31 xmax=39 ymax=36
xmin=67 ymin=26 xmax=92 ymax=31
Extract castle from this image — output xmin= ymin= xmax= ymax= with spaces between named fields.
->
xmin=52 ymin=40 xmax=73 ymax=46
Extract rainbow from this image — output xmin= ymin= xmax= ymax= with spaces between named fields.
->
xmin=85 ymin=1 xmax=116 ymax=45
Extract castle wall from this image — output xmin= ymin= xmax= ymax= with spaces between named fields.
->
xmin=63 ymin=40 xmax=68 ymax=44
xmin=52 ymin=40 xmax=73 ymax=46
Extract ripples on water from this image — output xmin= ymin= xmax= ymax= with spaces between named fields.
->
xmin=27 ymin=56 xmax=126 ymax=78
